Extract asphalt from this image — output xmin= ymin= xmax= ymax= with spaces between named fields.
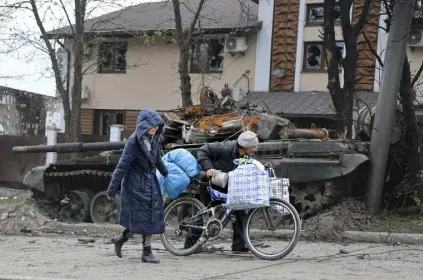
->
xmin=1 ymin=235 xmax=423 ymax=280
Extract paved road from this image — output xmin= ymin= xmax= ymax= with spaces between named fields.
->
xmin=1 ymin=235 xmax=423 ymax=280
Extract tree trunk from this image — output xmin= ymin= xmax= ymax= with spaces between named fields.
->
xmin=323 ymin=0 xmax=345 ymax=136
xmin=178 ymin=50 xmax=193 ymax=108
xmin=68 ymin=0 xmax=86 ymax=143
xmin=340 ymin=9 xmax=357 ymax=139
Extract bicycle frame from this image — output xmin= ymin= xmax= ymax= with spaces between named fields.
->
xmin=178 ymin=183 xmax=234 ymax=233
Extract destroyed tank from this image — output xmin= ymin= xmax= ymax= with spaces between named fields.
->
xmin=13 ymin=134 xmax=371 ymax=224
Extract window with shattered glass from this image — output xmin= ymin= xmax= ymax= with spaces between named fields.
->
xmin=303 ymin=42 xmax=344 ymax=71
xmin=306 ymin=4 xmax=341 ymax=25
xmin=190 ymin=38 xmax=224 ymax=73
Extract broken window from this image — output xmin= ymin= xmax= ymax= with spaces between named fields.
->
xmin=94 ymin=110 xmax=125 ymax=135
xmin=190 ymin=38 xmax=225 ymax=73
xmin=303 ymin=42 xmax=344 ymax=71
xmin=306 ymin=3 xmax=341 ymax=25
xmin=98 ymin=42 xmax=128 ymax=73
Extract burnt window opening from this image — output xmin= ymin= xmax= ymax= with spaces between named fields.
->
xmin=303 ymin=42 xmax=344 ymax=72
xmin=190 ymin=38 xmax=225 ymax=73
xmin=98 ymin=42 xmax=128 ymax=74
xmin=94 ymin=110 xmax=125 ymax=135
xmin=306 ymin=3 xmax=341 ymax=26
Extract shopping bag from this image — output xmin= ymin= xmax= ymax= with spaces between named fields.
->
xmin=268 ymin=168 xmax=290 ymax=212
xmin=226 ymin=158 xmax=270 ymax=210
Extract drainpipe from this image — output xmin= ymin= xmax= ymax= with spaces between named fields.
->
xmin=294 ymin=0 xmax=306 ymax=92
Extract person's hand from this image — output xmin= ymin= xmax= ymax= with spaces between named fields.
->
xmin=264 ymin=162 xmax=274 ymax=169
xmin=206 ymin=169 xmax=217 ymax=177
xmin=106 ymin=195 xmax=113 ymax=201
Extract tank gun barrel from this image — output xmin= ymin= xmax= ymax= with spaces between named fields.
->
xmin=12 ymin=141 xmax=126 ymax=154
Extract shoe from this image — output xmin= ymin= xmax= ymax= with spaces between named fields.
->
xmin=141 ymin=246 xmax=160 ymax=263
xmin=231 ymin=244 xmax=249 ymax=253
xmin=111 ymin=235 xmax=129 ymax=258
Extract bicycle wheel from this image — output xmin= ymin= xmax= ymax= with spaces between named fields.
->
xmin=244 ymin=198 xmax=301 ymax=261
xmin=160 ymin=196 xmax=209 ymax=256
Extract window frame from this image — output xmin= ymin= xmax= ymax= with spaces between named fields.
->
xmin=189 ymin=37 xmax=225 ymax=74
xmin=93 ymin=110 xmax=125 ymax=135
xmin=302 ymin=41 xmax=345 ymax=72
xmin=97 ymin=41 xmax=128 ymax=74
xmin=305 ymin=3 xmax=341 ymax=26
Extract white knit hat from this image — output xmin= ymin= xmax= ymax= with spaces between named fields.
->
xmin=237 ymin=131 xmax=259 ymax=148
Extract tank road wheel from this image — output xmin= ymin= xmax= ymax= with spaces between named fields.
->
xmin=59 ymin=189 xmax=94 ymax=223
xmin=89 ymin=191 xmax=121 ymax=224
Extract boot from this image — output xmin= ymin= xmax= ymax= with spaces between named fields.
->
xmin=111 ymin=235 xmax=129 ymax=258
xmin=141 ymin=246 xmax=160 ymax=263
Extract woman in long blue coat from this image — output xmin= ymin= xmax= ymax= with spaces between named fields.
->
xmin=106 ymin=108 xmax=168 ymax=264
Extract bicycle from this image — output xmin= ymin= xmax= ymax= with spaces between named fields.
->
xmin=160 ymin=171 xmax=302 ymax=261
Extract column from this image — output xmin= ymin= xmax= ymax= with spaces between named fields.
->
xmin=294 ymin=0 xmax=306 ymax=92
xmin=45 ymin=126 xmax=60 ymax=165
xmin=110 ymin=124 xmax=124 ymax=142
xmin=253 ymin=0 xmax=275 ymax=92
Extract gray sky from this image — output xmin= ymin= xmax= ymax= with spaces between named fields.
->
xmin=0 ymin=0 xmax=154 ymax=96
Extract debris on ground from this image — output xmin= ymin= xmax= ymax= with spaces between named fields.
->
xmin=303 ymin=199 xmax=374 ymax=241
xmin=0 ymin=198 xmax=54 ymax=235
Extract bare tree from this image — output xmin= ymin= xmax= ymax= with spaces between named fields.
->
xmin=171 ymin=0 xmax=206 ymax=108
xmin=0 ymin=0 xmax=144 ymax=141
xmin=323 ymin=0 xmax=372 ymax=138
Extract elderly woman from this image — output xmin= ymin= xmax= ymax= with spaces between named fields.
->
xmin=106 ymin=108 xmax=168 ymax=264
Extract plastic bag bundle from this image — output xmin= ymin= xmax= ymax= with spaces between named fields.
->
xmin=268 ymin=168 xmax=290 ymax=213
xmin=226 ymin=158 xmax=270 ymax=210
xmin=162 ymin=148 xmax=201 ymax=178
xmin=156 ymin=161 xmax=190 ymax=199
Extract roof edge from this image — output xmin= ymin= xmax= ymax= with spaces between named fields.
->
xmin=46 ymin=22 xmax=262 ymax=40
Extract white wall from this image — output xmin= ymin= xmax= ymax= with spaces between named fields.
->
xmin=253 ymin=0 xmax=274 ymax=92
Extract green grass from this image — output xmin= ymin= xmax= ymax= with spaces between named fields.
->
xmin=0 ymin=197 xmax=26 ymax=204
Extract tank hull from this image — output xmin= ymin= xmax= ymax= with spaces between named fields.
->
xmin=18 ymin=139 xmax=370 ymax=221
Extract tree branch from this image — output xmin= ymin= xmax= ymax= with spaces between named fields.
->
xmin=362 ymin=30 xmax=383 ymax=67
xmin=412 ymin=62 xmax=423 ymax=87
xmin=28 ymin=0 xmax=66 ymax=97
xmin=187 ymin=0 xmax=206 ymax=42
xmin=58 ymin=0 xmax=75 ymax=34
xmin=354 ymin=0 xmax=372 ymax=37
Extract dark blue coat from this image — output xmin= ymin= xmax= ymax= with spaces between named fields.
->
xmin=106 ymin=109 xmax=168 ymax=234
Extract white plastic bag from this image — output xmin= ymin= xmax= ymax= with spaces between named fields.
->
xmin=226 ymin=158 xmax=270 ymax=210
xmin=268 ymin=168 xmax=290 ymax=212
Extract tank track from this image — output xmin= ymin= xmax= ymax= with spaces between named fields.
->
xmin=36 ymin=169 xmax=115 ymax=223
xmin=45 ymin=170 xmax=113 ymax=178
xmin=38 ymin=168 xmax=347 ymax=223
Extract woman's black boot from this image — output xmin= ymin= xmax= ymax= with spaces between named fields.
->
xmin=141 ymin=246 xmax=160 ymax=263
xmin=111 ymin=235 xmax=129 ymax=258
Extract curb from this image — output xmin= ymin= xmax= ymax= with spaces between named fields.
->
xmin=341 ymin=231 xmax=423 ymax=245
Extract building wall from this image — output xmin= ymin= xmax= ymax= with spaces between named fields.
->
xmin=0 ymin=86 xmax=53 ymax=136
xmin=269 ymin=0 xmax=300 ymax=91
xmin=80 ymin=33 xmax=257 ymax=111
xmin=269 ymin=0 xmax=381 ymax=92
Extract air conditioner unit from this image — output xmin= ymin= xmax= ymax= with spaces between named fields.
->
xmin=408 ymin=29 xmax=423 ymax=47
xmin=83 ymin=43 xmax=93 ymax=56
xmin=81 ymin=86 xmax=90 ymax=100
xmin=224 ymin=36 xmax=248 ymax=53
